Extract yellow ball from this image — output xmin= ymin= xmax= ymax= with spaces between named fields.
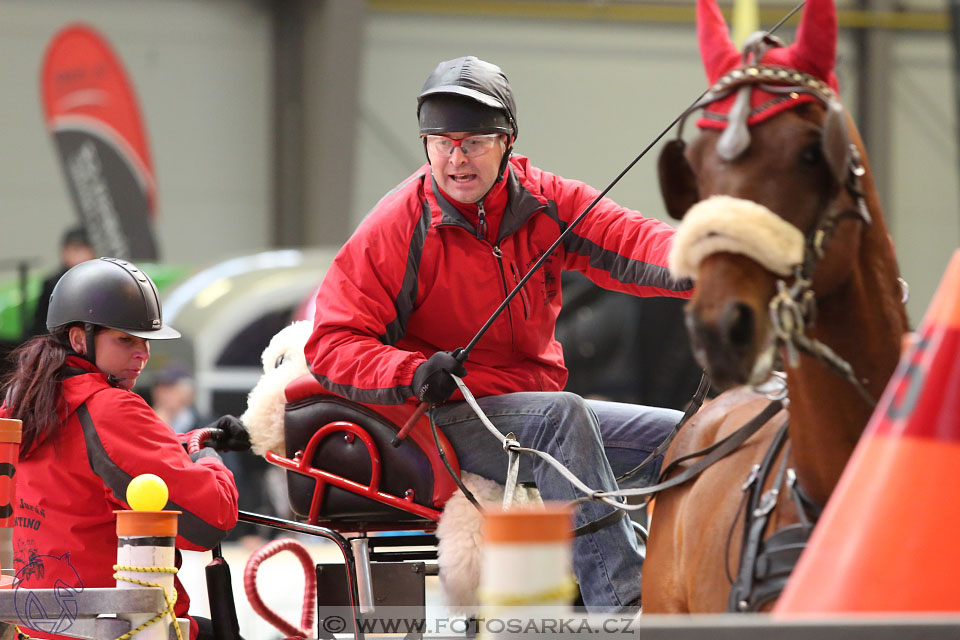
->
xmin=126 ymin=474 xmax=169 ymax=511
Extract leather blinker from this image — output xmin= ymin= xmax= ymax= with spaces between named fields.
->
xmin=658 ymin=139 xmax=700 ymax=220
xmin=822 ymin=100 xmax=851 ymax=186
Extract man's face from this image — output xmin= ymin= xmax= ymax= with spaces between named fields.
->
xmin=426 ymin=132 xmax=507 ymax=204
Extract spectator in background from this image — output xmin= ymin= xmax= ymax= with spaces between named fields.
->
xmin=31 ymin=225 xmax=95 ymax=336
xmin=151 ymin=363 xmax=203 ymax=433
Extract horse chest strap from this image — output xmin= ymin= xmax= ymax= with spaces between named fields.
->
xmin=728 ymin=420 xmax=795 ymax=612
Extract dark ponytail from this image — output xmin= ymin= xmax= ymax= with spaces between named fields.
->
xmin=1 ymin=331 xmax=71 ymax=456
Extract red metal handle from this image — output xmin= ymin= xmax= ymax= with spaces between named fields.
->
xmin=187 ymin=427 xmax=223 ymax=454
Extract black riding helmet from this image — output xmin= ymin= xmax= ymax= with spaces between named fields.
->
xmin=47 ymin=257 xmax=180 ymax=363
xmin=416 ymin=56 xmax=518 ymax=183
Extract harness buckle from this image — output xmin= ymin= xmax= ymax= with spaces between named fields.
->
xmin=742 ymin=464 xmax=761 ymax=491
xmin=753 ymin=370 xmax=788 ymax=401
xmin=849 ymin=144 xmax=866 ymax=177
xmin=769 ymin=278 xmax=817 ymax=368
xmin=898 ymin=276 xmax=910 ymax=304
xmin=813 ymin=229 xmax=827 ymax=259
xmin=785 ymin=467 xmax=797 ymax=490
xmin=753 ymin=488 xmax=779 ymax=517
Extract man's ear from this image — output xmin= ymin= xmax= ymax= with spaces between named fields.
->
xmin=68 ymin=326 xmax=86 ymax=354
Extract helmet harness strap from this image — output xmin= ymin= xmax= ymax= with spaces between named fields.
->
xmin=495 ymin=139 xmax=512 ymax=185
xmin=83 ymin=322 xmax=97 ymax=366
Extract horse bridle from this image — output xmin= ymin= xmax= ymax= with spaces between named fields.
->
xmin=671 ymin=35 xmax=877 ymax=407
xmin=617 ymin=39 xmax=879 ymax=500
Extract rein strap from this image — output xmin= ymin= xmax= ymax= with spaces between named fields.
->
xmin=613 ymin=399 xmax=785 ymax=501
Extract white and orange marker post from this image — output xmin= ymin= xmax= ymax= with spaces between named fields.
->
xmin=479 ymin=504 xmax=576 ymax=635
xmin=0 ymin=418 xmax=22 ymax=589
xmin=115 ymin=473 xmax=182 ymax=640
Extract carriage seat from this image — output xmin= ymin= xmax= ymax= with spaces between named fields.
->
xmin=280 ymin=374 xmax=461 ymax=528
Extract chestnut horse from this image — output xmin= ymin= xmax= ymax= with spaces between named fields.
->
xmin=641 ymin=0 xmax=909 ymax=613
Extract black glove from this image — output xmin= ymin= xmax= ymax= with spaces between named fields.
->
xmin=204 ymin=415 xmax=252 ymax=452
xmin=189 ymin=446 xmax=222 ymax=463
xmin=412 ymin=351 xmax=467 ymax=405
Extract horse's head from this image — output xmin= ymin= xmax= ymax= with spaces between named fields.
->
xmin=661 ymin=0 xmax=876 ymax=390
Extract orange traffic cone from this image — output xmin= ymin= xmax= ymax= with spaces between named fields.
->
xmin=774 ymin=249 xmax=960 ymax=614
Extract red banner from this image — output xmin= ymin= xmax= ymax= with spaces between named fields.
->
xmin=41 ymin=23 xmax=159 ymax=261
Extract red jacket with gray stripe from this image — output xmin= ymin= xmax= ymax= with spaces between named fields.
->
xmin=7 ymin=356 xmax=238 ymax=640
xmin=305 ymin=155 xmax=692 ymax=405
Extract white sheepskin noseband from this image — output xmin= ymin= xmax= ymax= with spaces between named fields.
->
xmin=668 ymin=195 xmax=805 ymax=280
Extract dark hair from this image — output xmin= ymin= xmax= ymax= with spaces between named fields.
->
xmin=1 ymin=331 xmax=73 ymax=456
xmin=61 ymin=225 xmax=92 ymax=249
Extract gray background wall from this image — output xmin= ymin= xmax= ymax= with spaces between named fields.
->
xmin=0 ymin=0 xmax=957 ymax=323
xmin=0 ymin=0 xmax=272 ymax=268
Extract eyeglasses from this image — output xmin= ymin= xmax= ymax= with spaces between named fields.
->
xmin=423 ymin=133 xmax=503 ymax=157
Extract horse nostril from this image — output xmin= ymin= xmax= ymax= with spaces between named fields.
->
xmin=721 ymin=302 xmax=755 ymax=350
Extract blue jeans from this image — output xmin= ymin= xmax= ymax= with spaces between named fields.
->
xmin=431 ymin=391 xmax=680 ymax=611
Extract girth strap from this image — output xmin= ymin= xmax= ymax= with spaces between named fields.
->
xmin=728 ymin=420 xmax=814 ymax=612
xmin=740 ymin=523 xmax=810 ymax=611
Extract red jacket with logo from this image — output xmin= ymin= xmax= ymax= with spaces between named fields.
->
xmin=6 ymin=356 xmax=238 ymax=639
xmin=305 ymin=155 xmax=692 ymax=405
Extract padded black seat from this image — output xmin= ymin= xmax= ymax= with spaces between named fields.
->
xmin=284 ymin=394 xmax=440 ymax=525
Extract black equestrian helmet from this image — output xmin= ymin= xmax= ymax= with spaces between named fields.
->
xmin=46 ymin=257 xmax=180 ymax=340
xmin=417 ymin=56 xmax=517 ymax=139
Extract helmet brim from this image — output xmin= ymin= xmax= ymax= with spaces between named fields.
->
xmin=418 ymin=85 xmax=507 ymax=111
xmin=111 ymin=324 xmax=182 ymax=340
xmin=418 ymin=93 xmax=514 ymax=137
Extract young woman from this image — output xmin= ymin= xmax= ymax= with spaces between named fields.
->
xmin=1 ymin=257 xmax=247 ymax=640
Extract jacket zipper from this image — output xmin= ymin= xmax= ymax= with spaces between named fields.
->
xmin=492 ymin=245 xmax=517 ymax=348
xmin=510 ymin=263 xmax=530 ymax=319
xmin=480 ymin=200 xmax=517 ymax=342
xmin=477 ymin=201 xmax=488 ymax=241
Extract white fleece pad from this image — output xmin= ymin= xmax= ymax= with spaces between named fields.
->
xmin=241 ymin=320 xmax=313 ymax=456
xmin=668 ymin=195 xmax=805 ymax=280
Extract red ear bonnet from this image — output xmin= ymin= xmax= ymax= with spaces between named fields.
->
xmin=696 ymin=0 xmax=840 ymax=130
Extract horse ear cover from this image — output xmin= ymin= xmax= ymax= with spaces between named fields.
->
xmin=658 ymin=139 xmax=700 ymax=220
xmin=695 ymin=0 xmax=841 ymax=130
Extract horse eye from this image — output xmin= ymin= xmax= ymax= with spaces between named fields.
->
xmin=274 ymin=354 xmax=286 ymax=368
xmin=799 ymin=143 xmax=822 ymax=166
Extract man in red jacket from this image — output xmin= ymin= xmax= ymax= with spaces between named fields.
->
xmin=305 ymin=56 xmax=693 ymax=612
